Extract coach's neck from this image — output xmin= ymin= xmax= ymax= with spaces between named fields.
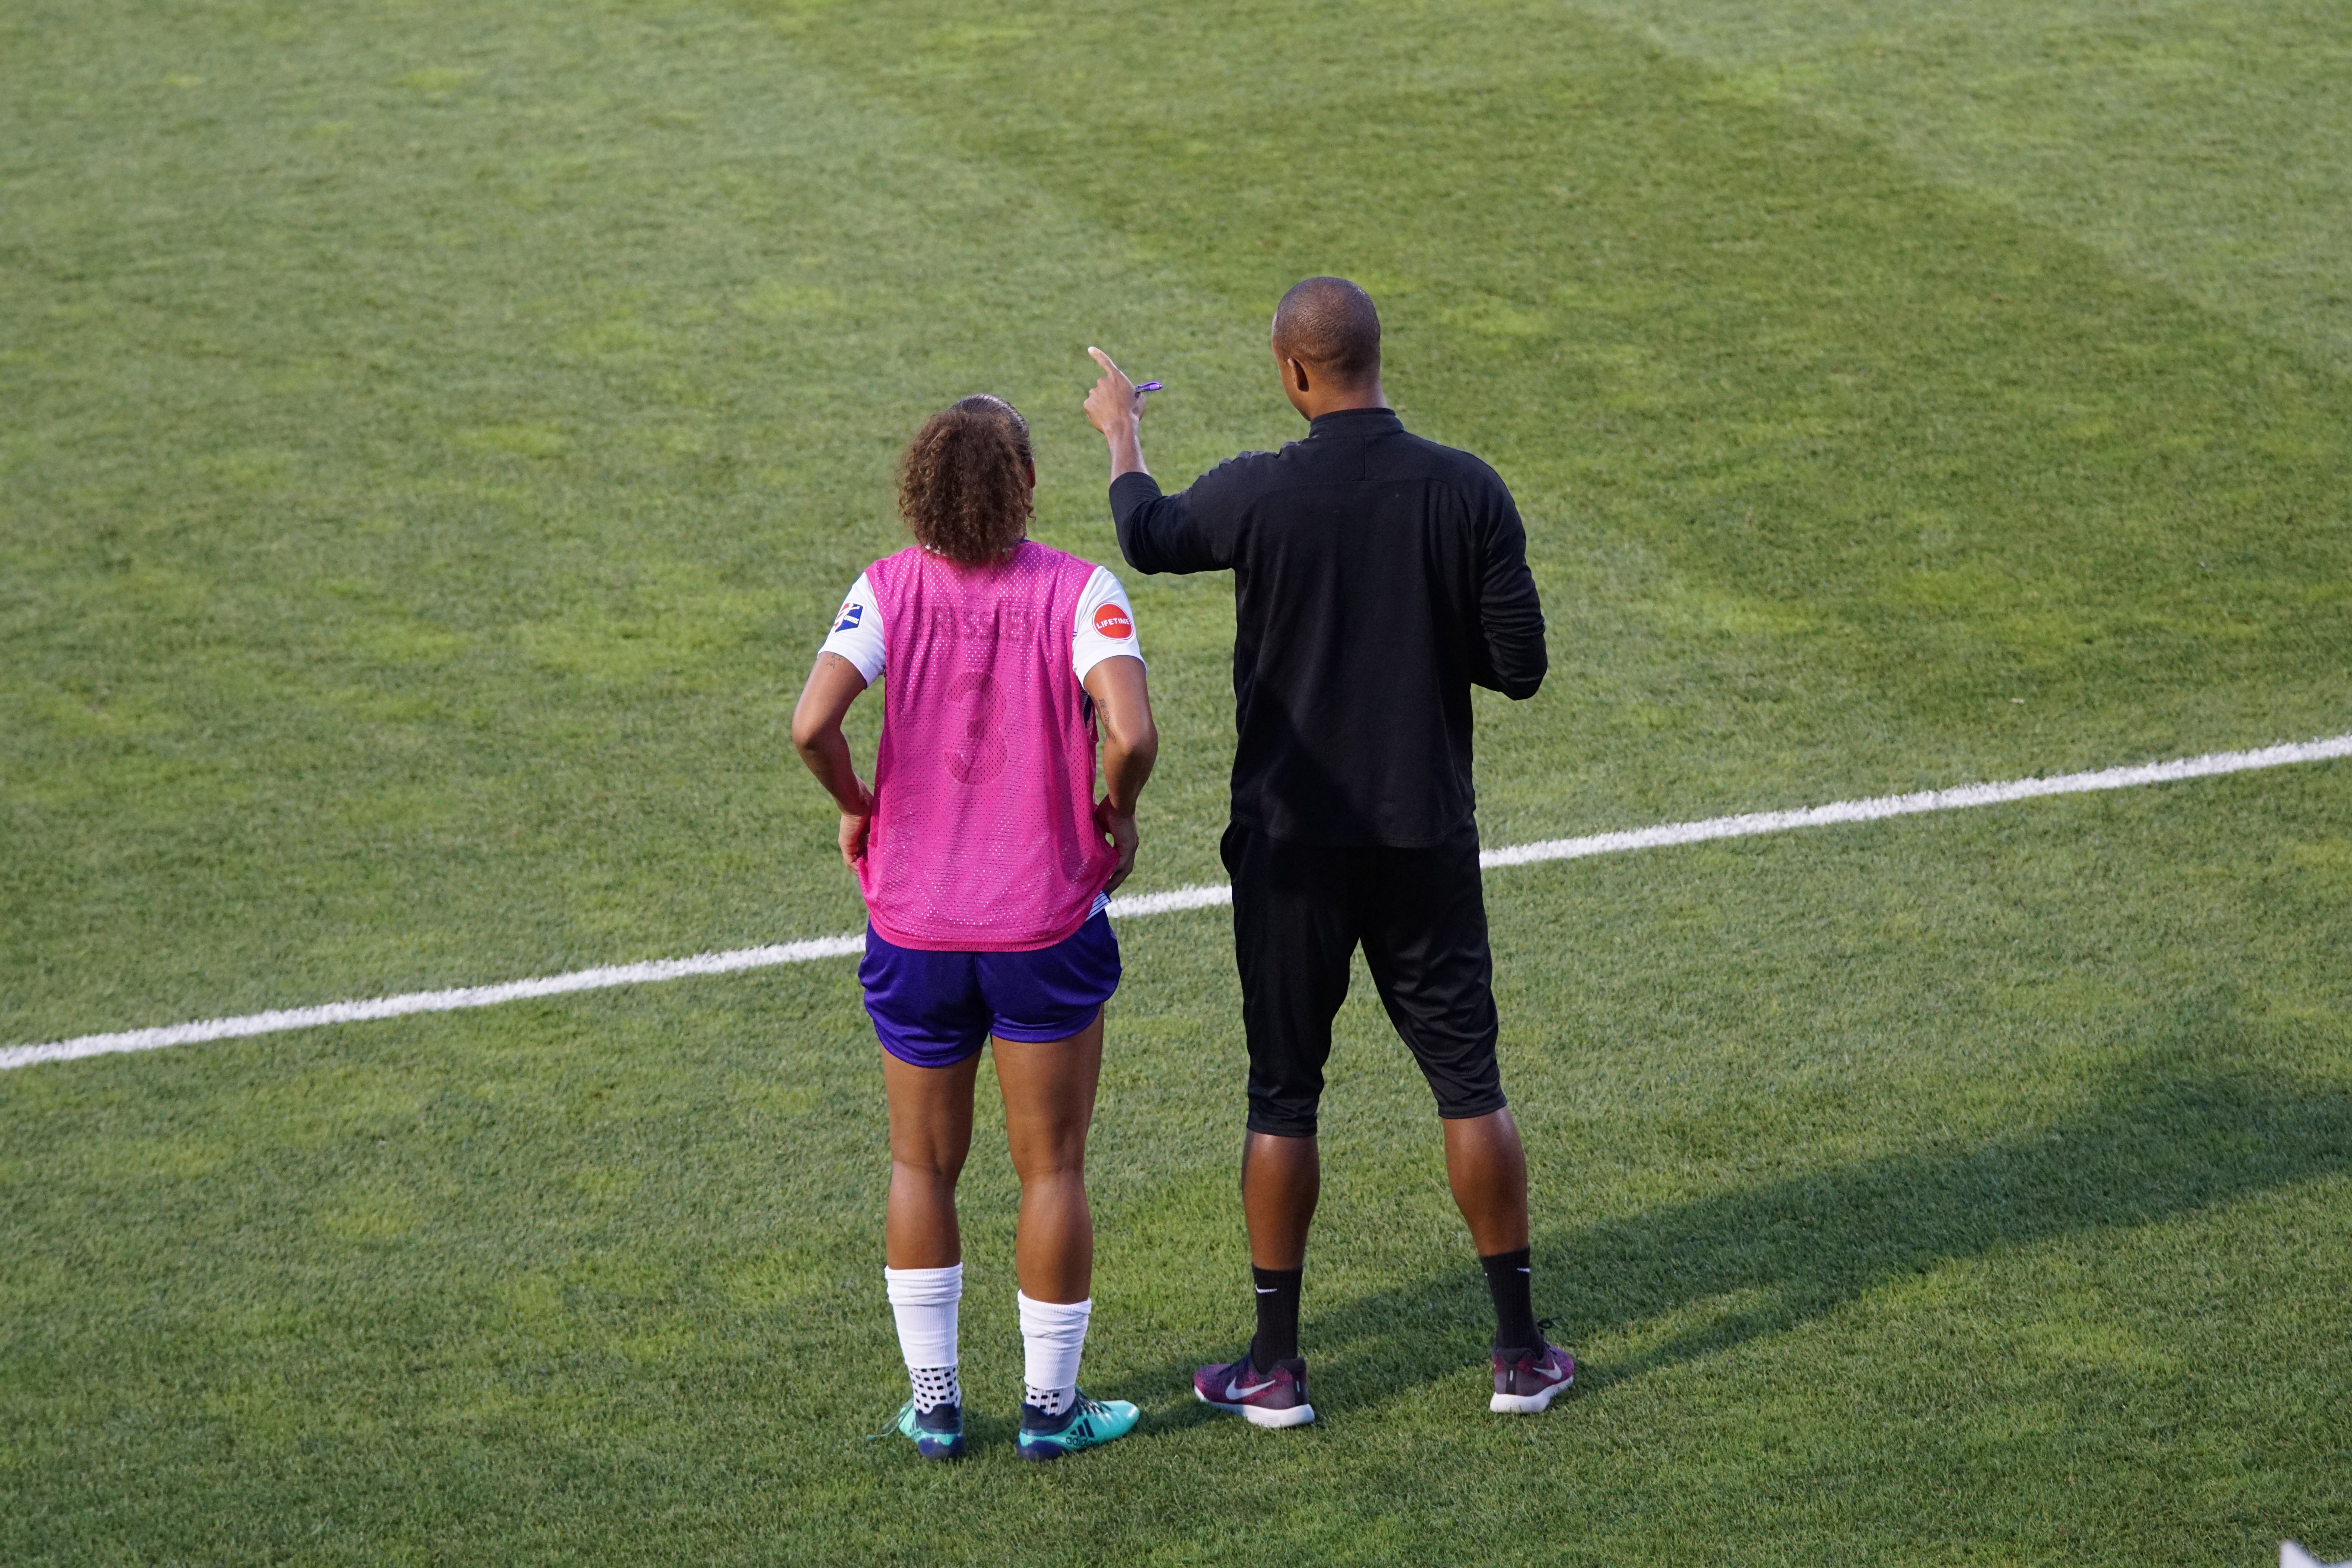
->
xmin=1276 ymin=352 xmax=1389 ymax=422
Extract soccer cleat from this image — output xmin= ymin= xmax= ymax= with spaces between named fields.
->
xmin=892 ymin=1399 xmax=966 ymax=1460
xmin=1192 ymin=1353 xmax=1316 ymax=1428
xmin=1489 ymin=1341 xmax=1575 ymax=1414
xmin=1016 ymin=1391 xmax=1140 ymax=1461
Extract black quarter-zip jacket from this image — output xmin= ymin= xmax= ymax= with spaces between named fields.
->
xmin=1111 ymin=407 xmax=1548 ymax=847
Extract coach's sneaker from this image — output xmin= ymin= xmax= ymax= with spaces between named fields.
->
xmin=891 ymin=1399 xmax=966 ymax=1460
xmin=1193 ymin=1353 xmax=1316 ymax=1428
xmin=1016 ymin=1391 xmax=1139 ymax=1461
xmin=1489 ymin=1341 xmax=1575 ymax=1414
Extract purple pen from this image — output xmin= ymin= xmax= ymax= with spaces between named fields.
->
xmin=1134 ymin=381 xmax=1163 ymax=392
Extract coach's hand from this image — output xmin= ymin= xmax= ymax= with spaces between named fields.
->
xmin=1084 ymin=347 xmax=1150 ymax=481
xmin=1084 ymin=347 xmax=1142 ymax=432
xmin=1096 ymin=800 xmax=1139 ymax=893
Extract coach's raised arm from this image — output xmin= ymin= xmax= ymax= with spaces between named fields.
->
xmin=1082 ymin=279 xmax=1571 ymax=1426
xmin=1084 ymin=296 xmax=1546 ymax=848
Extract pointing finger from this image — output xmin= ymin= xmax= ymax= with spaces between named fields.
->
xmin=1087 ymin=345 xmax=1125 ymax=380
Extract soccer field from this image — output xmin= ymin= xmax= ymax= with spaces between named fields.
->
xmin=4 ymin=0 xmax=2350 ymax=1560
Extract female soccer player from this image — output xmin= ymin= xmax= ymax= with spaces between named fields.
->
xmin=790 ymin=395 xmax=1158 ymax=1462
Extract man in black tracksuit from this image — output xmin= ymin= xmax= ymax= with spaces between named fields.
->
xmin=1083 ymin=277 xmax=1576 ymax=1423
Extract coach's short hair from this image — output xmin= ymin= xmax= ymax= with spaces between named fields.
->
xmin=1273 ymin=276 xmax=1381 ymax=386
xmin=898 ymin=395 xmax=1034 ymax=565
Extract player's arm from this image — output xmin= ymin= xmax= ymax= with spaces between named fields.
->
xmin=790 ymin=652 xmax=876 ymax=869
xmin=1082 ymin=654 xmax=1156 ymax=894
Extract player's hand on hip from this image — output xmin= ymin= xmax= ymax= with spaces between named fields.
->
xmin=838 ymin=779 xmax=874 ymax=869
xmin=1095 ymin=799 xmax=1138 ymax=893
xmin=1083 ymin=347 xmax=1142 ymax=436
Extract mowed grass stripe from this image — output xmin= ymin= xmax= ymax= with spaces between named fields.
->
xmin=12 ymin=730 xmax=2345 ymax=1071
xmin=4 ymin=3 xmax=2348 ymax=1563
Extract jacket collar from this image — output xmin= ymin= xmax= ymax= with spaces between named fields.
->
xmin=1305 ymin=406 xmax=1403 ymax=438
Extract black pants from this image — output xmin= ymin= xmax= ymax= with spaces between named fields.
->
xmin=1222 ymin=822 xmax=1506 ymax=1138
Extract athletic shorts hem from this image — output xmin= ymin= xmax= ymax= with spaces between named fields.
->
xmin=987 ymin=1006 xmax=1107 ymax=1045
xmin=877 ymin=1034 xmax=989 ymax=1071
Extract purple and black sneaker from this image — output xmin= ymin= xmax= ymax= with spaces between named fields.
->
xmin=1489 ymin=1341 xmax=1575 ymax=1414
xmin=1193 ymin=1352 xmax=1315 ymax=1428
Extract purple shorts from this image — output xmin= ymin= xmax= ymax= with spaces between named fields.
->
xmin=859 ymin=907 xmax=1122 ymax=1069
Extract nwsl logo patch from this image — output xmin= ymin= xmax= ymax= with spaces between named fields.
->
xmin=833 ymin=603 xmax=863 ymax=633
xmin=1092 ymin=603 xmax=1133 ymax=639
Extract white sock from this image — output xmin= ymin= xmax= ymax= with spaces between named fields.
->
xmin=886 ymin=1263 xmax=963 ymax=1410
xmin=1017 ymin=1291 xmax=1091 ymax=1415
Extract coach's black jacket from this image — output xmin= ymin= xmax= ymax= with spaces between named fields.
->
xmin=1111 ymin=407 xmax=1547 ymax=848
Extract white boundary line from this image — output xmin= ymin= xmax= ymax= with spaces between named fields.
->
xmin=5 ymin=732 xmax=2347 ymax=1073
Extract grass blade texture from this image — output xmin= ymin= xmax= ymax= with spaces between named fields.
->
xmin=2 ymin=1 xmax=2347 ymax=1563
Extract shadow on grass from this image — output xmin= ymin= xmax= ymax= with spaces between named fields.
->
xmin=1126 ymin=1065 xmax=2351 ymax=1425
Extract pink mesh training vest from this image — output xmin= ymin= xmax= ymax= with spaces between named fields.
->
xmin=857 ymin=541 xmax=1116 ymax=951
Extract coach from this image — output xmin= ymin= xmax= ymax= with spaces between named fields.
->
xmin=1083 ymin=277 xmax=1574 ymax=1423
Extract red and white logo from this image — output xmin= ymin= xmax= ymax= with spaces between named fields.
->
xmin=1091 ymin=602 xmax=1134 ymax=639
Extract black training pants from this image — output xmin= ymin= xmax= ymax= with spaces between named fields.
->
xmin=1221 ymin=822 xmax=1507 ymax=1138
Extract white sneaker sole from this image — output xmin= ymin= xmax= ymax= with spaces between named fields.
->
xmin=1196 ymin=1389 xmax=1316 ymax=1428
xmin=1489 ymin=1375 xmax=1573 ymax=1414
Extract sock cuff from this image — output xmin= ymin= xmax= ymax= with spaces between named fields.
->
xmin=1477 ymin=1246 xmax=1532 ymax=1272
xmin=885 ymin=1262 xmax=965 ymax=1306
xmin=1015 ymin=1291 xmax=1093 ymax=1333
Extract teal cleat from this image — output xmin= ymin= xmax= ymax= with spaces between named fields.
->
xmin=1015 ymin=1391 xmax=1139 ymax=1461
xmin=890 ymin=1399 xmax=966 ymax=1460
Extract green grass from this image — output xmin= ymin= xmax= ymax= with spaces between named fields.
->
xmin=3 ymin=0 xmax=2349 ymax=1562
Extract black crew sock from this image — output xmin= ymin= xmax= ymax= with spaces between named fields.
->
xmin=1249 ymin=1265 xmax=1303 ymax=1371
xmin=1480 ymin=1247 xmax=1541 ymax=1354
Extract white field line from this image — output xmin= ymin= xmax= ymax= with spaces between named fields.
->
xmin=5 ymin=732 xmax=2347 ymax=1073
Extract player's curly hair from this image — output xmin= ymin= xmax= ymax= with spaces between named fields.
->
xmin=898 ymin=395 xmax=1034 ymax=565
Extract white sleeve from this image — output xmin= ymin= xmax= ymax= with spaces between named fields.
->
xmin=1071 ymin=565 xmax=1144 ymax=683
xmin=818 ymin=572 xmax=885 ymax=682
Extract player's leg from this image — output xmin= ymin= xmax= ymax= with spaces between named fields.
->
xmin=1361 ymin=829 xmax=1575 ymax=1413
xmin=995 ymin=1009 xmax=1098 ymax=1308
xmin=863 ymin=932 xmax=991 ymax=1458
xmin=883 ymin=1049 xmax=980 ymax=1270
xmin=878 ymin=1049 xmax=981 ymax=1456
xmin=1193 ymin=824 xmax=1356 ymax=1428
xmin=978 ymin=908 xmax=1137 ymax=1459
xmin=995 ymin=1011 xmax=1125 ymax=1457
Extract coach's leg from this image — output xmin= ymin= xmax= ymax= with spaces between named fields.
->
xmin=1365 ymin=831 xmax=1548 ymax=1361
xmin=993 ymin=1011 xmax=1103 ymax=1303
xmin=1441 ymin=1108 xmax=1530 ymax=1254
xmin=1228 ymin=823 xmax=1352 ymax=1266
xmin=1359 ymin=833 xmax=1523 ymax=1249
xmin=1241 ymin=1131 xmax=1320 ymax=1268
xmin=1224 ymin=824 xmax=1356 ymax=1377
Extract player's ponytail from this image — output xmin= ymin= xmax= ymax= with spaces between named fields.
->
xmin=898 ymin=395 xmax=1034 ymax=565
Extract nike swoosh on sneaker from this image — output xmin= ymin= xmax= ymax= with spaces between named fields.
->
xmin=1223 ymin=1374 xmax=1280 ymax=1401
